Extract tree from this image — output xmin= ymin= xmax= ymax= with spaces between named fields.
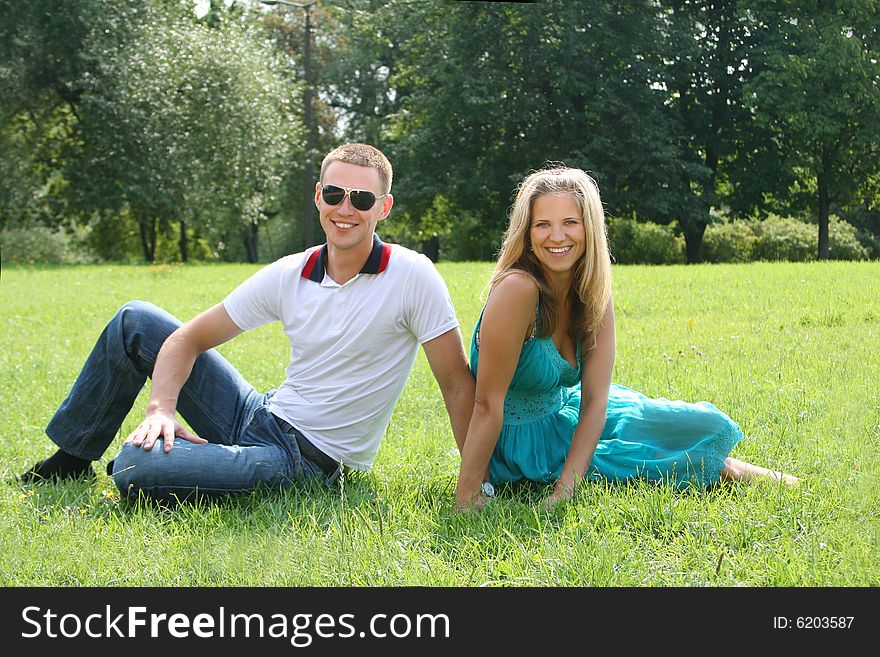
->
xmin=0 ymin=0 xmax=130 ymax=232
xmin=355 ymin=1 xmax=696 ymax=259
xmin=742 ymin=0 xmax=880 ymax=259
xmin=261 ymin=2 xmax=341 ymax=252
xmin=319 ymin=0 xmax=408 ymax=146
xmin=2 ymin=1 xmax=302 ymax=262
xmin=0 ymin=103 xmax=77 ymax=231
xmin=659 ymin=0 xmax=762 ymax=262
xmin=70 ymin=2 xmax=301 ymax=262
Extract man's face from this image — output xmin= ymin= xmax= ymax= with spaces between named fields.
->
xmin=316 ymin=161 xmax=393 ymax=255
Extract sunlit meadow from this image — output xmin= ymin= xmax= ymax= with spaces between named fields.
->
xmin=1 ymin=261 xmax=877 ymax=586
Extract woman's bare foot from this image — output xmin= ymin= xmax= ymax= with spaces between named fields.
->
xmin=767 ymin=469 xmax=800 ymax=486
xmin=721 ymin=457 xmax=800 ymax=486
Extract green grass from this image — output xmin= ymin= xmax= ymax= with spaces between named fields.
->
xmin=1 ymin=261 xmax=878 ymax=586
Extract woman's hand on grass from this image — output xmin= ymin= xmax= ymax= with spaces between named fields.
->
xmin=541 ymin=480 xmax=575 ymax=511
xmin=453 ymin=478 xmax=485 ymax=512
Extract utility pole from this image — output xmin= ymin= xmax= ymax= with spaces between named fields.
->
xmin=262 ymin=1 xmax=318 ymax=248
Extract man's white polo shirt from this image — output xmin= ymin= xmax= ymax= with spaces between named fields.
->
xmin=223 ymin=234 xmax=459 ymax=470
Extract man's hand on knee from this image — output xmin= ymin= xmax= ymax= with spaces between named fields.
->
xmin=124 ymin=411 xmax=207 ymax=453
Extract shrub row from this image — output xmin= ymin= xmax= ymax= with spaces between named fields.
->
xmin=1 ymin=219 xmax=217 ymax=265
xmin=2 ymin=214 xmax=871 ymax=265
xmin=607 ymin=215 xmax=870 ymax=265
xmin=0 ymin=225 xmax=91 ymax=265
xmin=701 ymin=215 xmax=869 ymax=263
xmin=607 ymin=217 xmax=686 ymax=265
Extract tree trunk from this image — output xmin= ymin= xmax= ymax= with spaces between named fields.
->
xmin=422 ymin=235 xmax=440 ymax=263
xmin=302 ymin=6 xmax=316 ymax=250
xmin=179 ymin=219 xmax=189 ymax=263
xmin=243 ymin=221 xmax=259 ymax=263
xmin=817 ymin=150 xmax=831 ymax=260
xmin=683 ymin=219 xmax=708 ymax=264
xmin=139 ymin=217 xmax=156 ymax=262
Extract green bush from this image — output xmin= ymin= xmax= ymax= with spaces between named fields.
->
xmin=381 ymin=195 xmax=500 ymax=262
xmin=152 ymin=223 xmax=216 ymax=263
xmin=828 ymin=216 xmax=869 ymax=260
xmin=439 ymin=210 xmax=500 ymax=261
xmin=0 ymin=225 xmax=90 ymax=265
xmin=79 ymin=211 xmax=143 ymax=262
xmin=837 ymin=205 xmax=880 ymax=258
xmin=79 ymin=211 xmax=218 ymax=263
xmin=753 ymin=215 xmax=816 ymax=262
xmin=701 ymin=221 xmax=759 ymax=263
xmin=607 ymin=217 xmax=685 ymax=265
xmin=853 ymin=228 xmax=880 ymax=259
xmin=749 ymin=215 xmax=869 ymax=262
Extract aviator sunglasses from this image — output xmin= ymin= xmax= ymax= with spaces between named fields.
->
xmin=320 ymin=184 xmax=387 ymax=211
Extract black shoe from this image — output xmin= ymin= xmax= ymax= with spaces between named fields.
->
xmin=106 ymin=459 xmax=115 ymax=476
xmin=19 ymin=459 xmax=96 ymax=484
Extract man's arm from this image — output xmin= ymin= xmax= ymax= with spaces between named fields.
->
xmin=422 ymin=327 xmax=475 ymax=454
xmin=125 ymin=303 xmax=244 ymax=453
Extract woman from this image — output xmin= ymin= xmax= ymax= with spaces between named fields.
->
xmin=454 ymin=166 xmax=798 ymax=511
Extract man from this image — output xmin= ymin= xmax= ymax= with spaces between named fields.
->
xmin=20 ymin=143 xmax=475 ymax=501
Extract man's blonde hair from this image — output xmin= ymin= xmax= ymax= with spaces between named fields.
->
xmin=320 ymin=143 xmax=393 ymax=194
xmin=492 ymin=166 xmax=612 ymax=350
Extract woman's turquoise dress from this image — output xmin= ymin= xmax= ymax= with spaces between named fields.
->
xmin=472 ymin=310 xmax=743 ymax=489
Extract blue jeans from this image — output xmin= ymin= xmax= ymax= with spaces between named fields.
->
xmin=46 ymin=300 xmax=337 ymax=500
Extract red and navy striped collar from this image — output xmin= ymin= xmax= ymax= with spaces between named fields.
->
xmin=301 ymin=233 xmax=392 ymax=282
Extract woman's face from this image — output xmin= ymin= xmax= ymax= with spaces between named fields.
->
xmin=528 ymin=192 xmax=586 ymax=278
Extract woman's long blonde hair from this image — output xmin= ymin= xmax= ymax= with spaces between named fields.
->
xmin=491 ymin=166 xmax=612 ymax=350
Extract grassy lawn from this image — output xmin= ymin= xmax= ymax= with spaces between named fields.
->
xmin=1 ymin=260 xmax=878 ymax=586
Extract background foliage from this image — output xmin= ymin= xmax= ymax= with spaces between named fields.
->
xmin=1 ymin=0 xmax=878 ymax=264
